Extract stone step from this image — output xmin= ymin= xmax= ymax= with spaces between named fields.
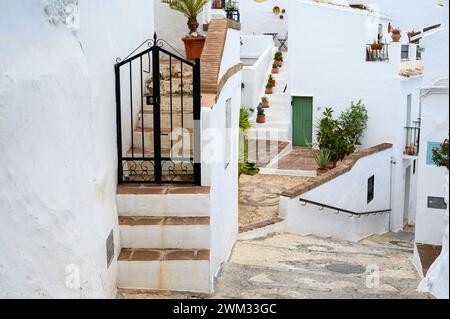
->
xmin=119 ymin=216 xmax=210 ymax=249
xmin=146 ymin=78 xmax=194 ymax=96
xmin=137 ymin=109 xmax=194 ymax=130
xmin=118 ymin=248 xmax=211 ymax=293
xmin=116 ymin=185 xmax=211 ymax=217
xmin=132 ymin=128 xmax=194 ymax=150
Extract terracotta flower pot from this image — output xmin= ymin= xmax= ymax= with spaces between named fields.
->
xmin=265 ymin=88 xmax=273 ymax=94
xmin=371 ymin=43 xmax=384 ymax=51
xmin=268 ymin=79 xmax=276 ymax=87
xmin=257 ymin=114 xmax=266 ymax=124
xmin=262 ymin=100 xmax=270 ymax=108
xmin=325 ymin=161 xmax=337 ymax=170
xmin=272 ymin=68 xmax=279 ymax=74
xmin=391 ymin=33 xmax=401 ymax=42
xmin=275 ymin=60 xmax=283 ymax=67
xmin=182 ymin=36 xmax=206 ymax=61
xmin=213 ymin=0 xmax=222 ymax=9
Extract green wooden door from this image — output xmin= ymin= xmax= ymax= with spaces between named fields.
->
xmin=292 ymin=97 xmax=313 ymax=146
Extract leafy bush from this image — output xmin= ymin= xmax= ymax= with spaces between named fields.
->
xmin=239 ymin=107 xmax=260 ymax=177
xmin=316 ymin=108 xmax=354 ymax=162
xmin=339 ymin=100 xmax=368 ymax=146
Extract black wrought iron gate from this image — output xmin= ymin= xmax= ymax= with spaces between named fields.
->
xmin=115 ymin=34 xmax=201 ymax=185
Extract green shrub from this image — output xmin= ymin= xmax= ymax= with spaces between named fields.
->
xmin=339 ymin=100 xmax=369 ymax=146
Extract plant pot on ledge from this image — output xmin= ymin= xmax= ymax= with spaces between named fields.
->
xmin=371 ymin=43 xmax=384 ymax=51
xmin=272 ymin=65 xmax=279 ymax=74
xmin=182 ymin=36 xmax=206 ymax=61
xmin=261 ymin=98 xmax=270 ymax=108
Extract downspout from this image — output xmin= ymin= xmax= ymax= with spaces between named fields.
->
xmin=389 ymin=157 xmax=397 ymax=232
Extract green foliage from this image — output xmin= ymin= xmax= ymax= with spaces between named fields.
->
xmin=272 ymin=63 xmax=279 ymax=69
xmin=316 ymin=107 xmax=353 ymax=162
xmin=315 ymin=148 xmax=331 ymax=169
xmin=339 ymin=100 xmax=369 ymax=145
xmin=239 ymin=107 xmax=260 ymax=178
xmin=238 ymin=162 xmax=260 ymax=177
xmin=161 ymin=0 xmax=209 ymax=34
xmin=274 ymin=51 xmax=283 ymax=62
xmin=239 ymin=107 xmax=252 ymax=132
xmin=432 ymin=137 xmax=449 ymax=169
xmin=266 ymin=82 xmax=273 ymax=89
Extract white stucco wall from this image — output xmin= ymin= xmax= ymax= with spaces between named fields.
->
xmin=154 ymin=0 xmax=211 ymax=55
xmin=421 ymin=0 xmax=449 ymax=87
xmin=239 ymin=0 xmax=290 ymax=38
xmin=200 ymin=27 xmax=241 ymax=286
xmin=288 ymin=0 xmax=423 ymax=231
xmin=418 ymin=171 xmax=449 ymax=299
xmin=367 ymin=0 xmax=445 ymax=35
xmin=415 ymin=87 xmax=449 ymax=244
xmin=0 ymin=0 xmax=154 ymax=299
xmin=284 ymin=147 xmax=393 ymax=242
xmin=241 ymin=35 xmax=276 ymax=109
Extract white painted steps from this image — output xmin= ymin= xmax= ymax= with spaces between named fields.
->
xmin=250 ymin=54 xmax=291 ymax=142
xmin=116 ymin=185 xmax=213 ymax=293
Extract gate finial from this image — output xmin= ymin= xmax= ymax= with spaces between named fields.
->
xmin=153 ymin=32 xmax=157 ymax=43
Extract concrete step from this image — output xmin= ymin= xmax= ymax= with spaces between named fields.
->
xmin=116 ymin=185 xmax=211 ymax=217
xmin=119 ymin=216 xmax=210 ymax=249
xmin=132 ymin=128 xmax=194 ymax=149
xmin=118 ymin=248 xmax=211 ymax=293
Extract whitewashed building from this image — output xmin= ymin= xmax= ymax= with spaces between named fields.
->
xmin=0 ymin=0 xmax=242 ymax=298
xmin=280 ymin=0 xmax=434 ymax=238
xmin=413 ymin=0 xmax=449 ymax=299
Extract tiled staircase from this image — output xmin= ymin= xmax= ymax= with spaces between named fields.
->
xmin=117 ymin=185 xmax=213 ymax=293
xmin=117 ymin=60 xmax=214 ymax=293
xmin=123 ymin=60 xmax=195 ymax=182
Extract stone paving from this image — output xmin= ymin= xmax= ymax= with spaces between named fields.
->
xmin=214 ymin=232 xmax=429 ymax=299
xmin=120 ymin=231 xmax=429 ymax=299
xmin=238 ymin=174 xmax=311 ymax=232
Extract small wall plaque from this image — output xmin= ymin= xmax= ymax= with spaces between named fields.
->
xmin=428 ymin=197 xmax=448 ymax=210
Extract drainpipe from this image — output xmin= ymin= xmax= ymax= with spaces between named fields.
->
xmin=389 ymin=157 xmax=397 ymax=232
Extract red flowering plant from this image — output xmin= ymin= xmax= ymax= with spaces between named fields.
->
xmin=432 ymin=136 xmax=449 ymax=169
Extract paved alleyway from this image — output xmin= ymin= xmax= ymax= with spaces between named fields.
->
xmin=214 ymin=232 xmax=428 ymax=299
xmin=120 ymin=231 xmax=428 ymax=299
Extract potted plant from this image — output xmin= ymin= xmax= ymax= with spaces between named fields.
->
xmin=213 ymin=0 xmax=223 ymax=9
xmin=261 ymin=97 xmax=270 ymax=108
xmin=391 ymin=28 xmax=402 ymax=42
xmin=432 ymin=138 xmax=449 ymax=169
xmin=265 ymin=82 xmax=274 ymax=94
xmin=274 ymin=51 xmax=283 ymax=67
xmin=268 ymin=74 xmax=276 ymax=87
xmin=162 ymin=0 xmax=209 ymax=61
xmin=315 ymin=148 xmax=332 ymax=174
xmin=256 ymin=105 xmax=266 ymax=123
xmin=271 ymin=63 xmax=279 ymax=74
xmin=371 ymin=39 xmax=384 ymax=51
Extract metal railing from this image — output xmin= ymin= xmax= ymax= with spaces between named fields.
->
xmin=404 ymin=124 xmax=421 ymax=156
xmin=299 ymin=199 xmax=392 ymax=217
xmin=366 ymin=43 xmax=389 ymax=62
xmin=225 ymin=9 xmax=240 ymax=22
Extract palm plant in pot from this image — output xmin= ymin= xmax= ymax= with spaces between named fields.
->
xmin=315 ymin=148 xmax=332 ymax=174
xmin=161 ymin=0 xmax=209 ymax=61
